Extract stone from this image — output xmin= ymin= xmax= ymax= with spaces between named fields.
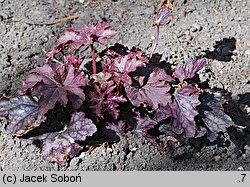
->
xmin=214 ymin=155 xmax=221 ymax=162
xmin=191 ymin=23 xmax=202 ymax=32
xmin=244 ymin=49 xmax=250 ymax=56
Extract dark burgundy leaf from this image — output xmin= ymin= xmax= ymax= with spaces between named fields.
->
xmin=90 ymin=73 xmax=127 ymax=119
xmin=102 ymin=49 xmax=149 ymax=85
xmin=155 ymin=104 xmax=172 ymax=122
xmin=133 ymin=116 xmax=163 ymax=151
xmin=207 ymin=132 xmax=218 ymax=142
xmin=159 ymin=85 xmax=200 ymax=138
xmin=195 ymin=127 xmax=207 ymax=138
xmin=125 ymin=68 xmax=172 ymax=109
xmin=45 ymin=22 xmax=116 ymax=62
xmin=58 ymin=27 xmax=88 ymax=50
xmin=0 ymin=96 xmax=46 ymax=136
xmin=45 ymin=43 xmax=64 ymax=63
xmin=91 ymin=72 xmax=113 ymax=90
xmin=172 ymin=85 xmax=200 ymax=138
xmin=198 ymin=91 xmax=234 ymax=141
xmin=106 ymin=121 xmax=128 ymax=151
xmin=38 ymin=112 xmax=96 ymax=165
xmin=20 ymin=64 xmax=88 ymax=114
xmin=45 ymin=28 xmax=87 ymax=62
xmin=63 ymin=55 xmax=83 ymax=68
xmin=79 ymin=22 xmax=117 ymax=44
xmin=173 ymin=59 xmax=206 ymax=82
xmin=113 ymin=51 xmax=148 ymax=73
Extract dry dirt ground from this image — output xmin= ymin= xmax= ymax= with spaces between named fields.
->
xmin=0 ymin=0 xmax=250 ymax=170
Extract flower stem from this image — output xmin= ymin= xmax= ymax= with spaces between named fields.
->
xmin=150 ymin=25 xmax=160 ymax=59
xmin=91 ymin=44 xmax=97 ymax=74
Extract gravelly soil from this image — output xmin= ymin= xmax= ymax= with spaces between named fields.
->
xmin=0 ymin=0 xmax=249 ymax=171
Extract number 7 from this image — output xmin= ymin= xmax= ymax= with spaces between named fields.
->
xmin=241 ymin=174 xmax=246 ymax=182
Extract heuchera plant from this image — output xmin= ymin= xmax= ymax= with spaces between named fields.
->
xmin=0 ymin=2 xmax=240 ymax=165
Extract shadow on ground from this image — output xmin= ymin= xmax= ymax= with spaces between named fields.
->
xmin=204 ymin=37 xmax=236 ymax=62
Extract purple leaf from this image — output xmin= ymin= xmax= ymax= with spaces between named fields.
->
xmin=20 ymin=64 xmax=88 ymax=114
xmin=153 ymin=7 xmax=172 ymax=26
xmin=102 ymin=49 xmax=149 ymax=85
xmin=90 ymin=72 xmax=127 ymax=119
xmin=106 ymin=121 xmax=126 ymax=138
xmin=155 ymin=104 xmax=172 ymax=122
xmin=45 ymin=22 xmax=116 ymax=62
xmin=133 ymin=116 xmax=163 ymax=151
xmin=195 ymin=127 xmax=208 ymax=138
xmin=80 ymin=22 xmax=117 ymax=44
xmin=58 ymin=27 xmax=88 ymax=50
xmin=172 ymin=85 xmax=200 ymax=138
xmin=125 ymin=68 xmax=172 ymax=109
xmin=160 ymin=85 xmax=200 ymax=138
xmin=45 ymin=43 xmax=64 ymax=63
xmin=0 ymin=96 xmax=46 ymax=136
xmin=41 ymin=135 xmax=81 ymax=165
xmin=198 ymin=91 xmax=234 ymax=141
xmin=173 ymin=59 xmax=206 ymax=82
xmin=63 ymin=55 xmax=83 ymax=68
xmin=65 ymin=112 xmax=97 ymax=141
xmin=207 ymin=132 xmax=218 ymax=142
xmin=106 ymin=121 xmax=128 ymax=151
xmin=38 ymin=112 xmax=96 ymax=165
xmin=91 ymin=72 xmax=113 ymax=90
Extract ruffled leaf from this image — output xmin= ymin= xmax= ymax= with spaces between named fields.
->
xmin=38 ymin=112 xmax=96 ymax=165
xmin=106 ymin=121 xmax=128 ymax=151
xmin=160 ymin=85 xmax=200 ymax=138
xmin=63 ymin=55 xmax=83 ymax=68
xmin=125 ymin=68 xmax=173 ymax=109
xmin=173 ymin=59 xmax=206 ymax=82
xmin=90 ymin=72 xmax=127 ymax=119
xmin=79 ymin=22 xmax=117 ymax=44
xmin=102 ymin=47 xmax=149 ymax=85
xmin=172 ymin=85 xmax=200 ymax=138
xmin=155 ymin=104 xmax=172 ymax=122
xmin=0 ymin=96 xmax=46 ymax=136
xmin=133 ymin=116 xmax=163 ymax=151
xmin=45 ymin=22 xmax=116 ymax=62
xmin=20 ymin=64 xmax=88 ymax=114
xmin=198 ymin=91 xmax=234 ymax=141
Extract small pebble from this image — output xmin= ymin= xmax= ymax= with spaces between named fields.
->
xmin=190 ymin=27 xmax=197 ymax=32
xmin=184 ymin=30 xmax=190 ymax=35
xmin=237 ymin=166 xmax=244 ymax=171
xmin=231 ymin=154 xmax=237 ymax=159
xmin=106 ymin=148 xmax=113 ymax=153
xmin=131 ymin=147 xmax=138 ymax=152
xmin=242 ymin=153 xmax=247 ymax=160
xmin=244 ymin=145 xmax=250 ymax=151
xmin=191 ymin=24 xmax=202 ymax=32
xmin=214 ymin=155 xmax=221 ymax=162
xmin=244 ymin=49 xmax=250 ymax=56
xmin=245 ymin=41 xmax=250 ymax=47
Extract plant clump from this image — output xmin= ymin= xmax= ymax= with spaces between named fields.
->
xmin=0 ymin=1 xmax=241 ymax=165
